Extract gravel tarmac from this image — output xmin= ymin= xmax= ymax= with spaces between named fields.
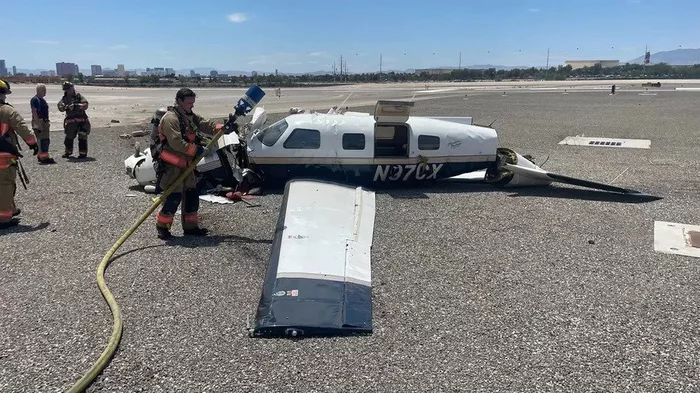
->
xmin=1 ymin=85 xmax=698 ymax=392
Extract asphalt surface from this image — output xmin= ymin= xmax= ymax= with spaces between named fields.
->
xmin=1 ymin=86 xmax=699 ymax=392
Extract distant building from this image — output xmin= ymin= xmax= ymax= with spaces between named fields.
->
xmin=56 ymin=62 xmax=79 ymax=76
xmin=117 ymin=64 xmax=125 ymax=76
xmin=564 ymin=60 xmax=620 ymax=70
xmin=91 ymin=65 xmax=103 ymax=76
xmin=0 ymin=60 xmax=6 ymax=76
xmin=12 ymin=66 xmax=16 ymax=75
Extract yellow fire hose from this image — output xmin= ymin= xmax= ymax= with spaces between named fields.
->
xmin=66 ymin=130 xmax=227 ymax=393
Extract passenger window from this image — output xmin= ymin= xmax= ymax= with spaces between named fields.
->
xmin=342 ymin=133 xmax=365 ymax=150
xmin=283 ymin=128 xmax=320 ymax=149
xmin=257 ymin=119 xmax=288 ymax=147
xmin=418 ymin=135 xmax=440 ymax=150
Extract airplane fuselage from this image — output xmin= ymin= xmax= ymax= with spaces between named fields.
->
xmin=245 ymin=111 xmax=500 ymax=188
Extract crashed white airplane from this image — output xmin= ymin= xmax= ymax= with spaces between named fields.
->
xmin=124 ymin=95 xmax=661 ymax=338
xmin=125 ymin=100 xmax=657 ymax=198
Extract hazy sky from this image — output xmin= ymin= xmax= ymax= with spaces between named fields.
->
xmin=4 ymin=0 xmax=698 ymax=73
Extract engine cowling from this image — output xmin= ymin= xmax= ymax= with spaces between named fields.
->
xmin=484 ymin=147 xmax=552 ymax=187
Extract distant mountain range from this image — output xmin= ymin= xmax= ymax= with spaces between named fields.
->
xmin=628 ymin=48 xmax=700 ymax=65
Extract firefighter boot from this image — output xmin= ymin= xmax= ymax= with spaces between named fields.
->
xmin=0 ymin=218 xmax=20 ymax=229
xmin=63 ymin=136 xmax=74 ymax=158
xmin=156 ymin=191 xmax=181 ymax=240
xmin=37 ymin=136 xmax=56 ymax=164
xmin=181 ymin=187 xmax=208 ymax=236
xmin=78 ymin=133 xmax=88 ymax=159
xmin=157 ymin=226 xmax=172 ymax=240
xmin=183 ymin=227 xmax=209 ymax=236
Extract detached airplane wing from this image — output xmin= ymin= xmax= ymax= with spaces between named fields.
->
xmin=251 ymin=179 xmax=376 ymax=338
xmin=445 ymin=148 xmax=661 ymax=199
xmin=502 ymin=163 xmax=655 ymax=197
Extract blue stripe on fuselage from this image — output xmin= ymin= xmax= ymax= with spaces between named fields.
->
xmin=251 ymin=161 xmax=492 ymax=187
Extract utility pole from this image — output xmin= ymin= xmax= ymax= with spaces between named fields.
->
xmin=545 ymin=47 xmax=550 ymax=78
xmin=644 ymin=44 xmax=649 ymax=72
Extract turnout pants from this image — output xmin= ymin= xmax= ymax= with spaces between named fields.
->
xmin=0 ymin=165 xmax=18 ymax=224
xmin=64 ymin=118 xmax=91 ymax=157
xmin=155 ymin=163 xmax=201 ymax=231
xmin=33 ymin=120 xmax=51 ymax=161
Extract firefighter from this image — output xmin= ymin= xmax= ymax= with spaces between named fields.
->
xmin=0 ymin=79 xmax=39 ymax=229
xmin=154 ymin=87 xmax=223 ymax=240
xmin=30 ymin=83 xmax=56 ymax=164
xmin=57 ymin=81 xmax=90 ymax=158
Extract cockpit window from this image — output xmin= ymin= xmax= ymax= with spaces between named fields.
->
xmin=256 ymin=119 xmax=288 ymax=146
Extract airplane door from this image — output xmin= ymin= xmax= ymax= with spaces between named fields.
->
xmin=373 ymin=100 xmax=414 ymax=159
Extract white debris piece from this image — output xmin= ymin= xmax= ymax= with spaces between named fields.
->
xmin=654 ymin=221 xmax=700 ymax=259
xmin=558 ymin=136 xmax=651 ymax=149
xmin=199 ymin=195 xmax=235 ymax=204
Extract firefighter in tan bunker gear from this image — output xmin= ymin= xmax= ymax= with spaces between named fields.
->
xmin=0 ymin=79 xmax=39 ymax=229
xmin=57 ymin=81 xmax=90 ymax=158
xmin=154 ymin=87 xmax=223 ymax=240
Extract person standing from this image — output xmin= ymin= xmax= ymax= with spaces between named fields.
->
xmin=154 ymin=87 xmax=222 ymax=240
xmin=0 ymin=79 xmax=39 ymax=229
xmin=30 ymin=84 xmax=55 ymax=164
xmin=57 ymin=81 xmax=90 ymax=159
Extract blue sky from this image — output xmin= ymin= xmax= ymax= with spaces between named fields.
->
xmin=4 ymin=0 xmax=698 ymax=73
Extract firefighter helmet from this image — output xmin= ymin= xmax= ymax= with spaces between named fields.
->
xmin=0 ymin=79 xmax=11 ymax=94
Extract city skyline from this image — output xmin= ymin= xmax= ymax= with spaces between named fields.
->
xmin=4 ymin=0 xmax=700 ymax=74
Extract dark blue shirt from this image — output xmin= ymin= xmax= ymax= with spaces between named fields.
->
xmin=30 ymin=95 xmax=49 ymax=120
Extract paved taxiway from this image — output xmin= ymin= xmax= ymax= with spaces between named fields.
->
xmin=1 ymin=82 xmax=699 ymax=392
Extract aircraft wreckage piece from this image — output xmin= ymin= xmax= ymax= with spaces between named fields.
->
xmin=654 ymin=221 xmax=700 ymax=258
xmin=449 ymin=147 xmax=661 ymax=198
xmin=124 ymin=100 xmax=659 ymax=199
xmin=558 ymin=136 xmax=651 ymax=149
xmin=124 ymin=106 xmax=267 ymax=190
xmin=250 ymin=179 xmax=376 ymax=338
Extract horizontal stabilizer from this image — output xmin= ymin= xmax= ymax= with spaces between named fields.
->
xmin=252 ymin=179 xmax=376 ymax=338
